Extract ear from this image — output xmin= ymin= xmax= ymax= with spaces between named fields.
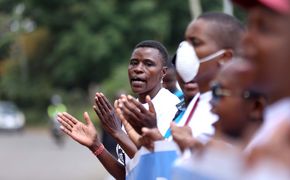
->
xmin=218 ymin=49 xmax=233 ymax=67
xmin=249 ymin=97 xmax=266 ymax=123
xmin=162 ymin=66 xmax=168 ymax=78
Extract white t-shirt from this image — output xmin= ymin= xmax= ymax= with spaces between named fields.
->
xmin=174 ymin=91 xmax=218 ymax=144
xmin=117 ymin=88 xmax=180 ymax=164
xmin=141 ymin=88 xmax=180 ymax=135
xmin=245 ymin=98 xmax=290 ymax=152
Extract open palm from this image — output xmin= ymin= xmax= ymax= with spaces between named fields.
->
xmin=57 ymin=112 xmax=100 ymax=148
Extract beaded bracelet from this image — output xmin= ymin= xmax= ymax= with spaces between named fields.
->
xmin=93 ymin=144 xmax=105 ymax=156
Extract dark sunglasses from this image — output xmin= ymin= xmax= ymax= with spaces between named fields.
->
xmin=211 ymin=82 xmax=260 ymax=100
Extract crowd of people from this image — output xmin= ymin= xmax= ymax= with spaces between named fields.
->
xmin=56 ymin=0 xmax=290 ymax=179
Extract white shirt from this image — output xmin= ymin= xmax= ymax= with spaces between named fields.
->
xmin=117 ymin=88 xmax=180 ymax=164
xmin=175 ymin=91 xmax=218 ymax=144
xmin=245 ymin=98 xmax=290 ymax=152
xmin=141 ymin=88 xmax=180 ymax=135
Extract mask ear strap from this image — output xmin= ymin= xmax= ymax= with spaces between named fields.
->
xmin=199 ymin=49 xmax=226 ymax=63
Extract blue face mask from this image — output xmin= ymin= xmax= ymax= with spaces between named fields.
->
xmin=175 ymin=41 xmax=226 ymax=83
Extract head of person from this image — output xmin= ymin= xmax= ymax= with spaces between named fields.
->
xmin=162 ymin=62 xmax=178 ymax=93
xmin=210 ymin=59 xmax=265 ymax=139
xmin=232 ymin=0 xmax=290 ymax=104
xmin=128 ymin=40 xmax=168 ymax=103
xmin=184 ymin=12 xmax=245 ymax=93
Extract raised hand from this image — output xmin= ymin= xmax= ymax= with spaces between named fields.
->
xmin=139 ymin=127 xmax=163 ymax=151
xmin=115 ymin=100 xmax=163 ymax=151
xmin=115 ymin=103 xmax=141 ymax=147
xmin=171 ymin=122 xmax=201 ymax=152
xmin=94 ymin=92 xmax=122 ymax=138
xmin=57 ymin=112 xmax=101 ymax=148
xmin=118 ymin=94 xmax=157 ymax=134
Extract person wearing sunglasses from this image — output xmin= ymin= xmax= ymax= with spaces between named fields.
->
xmin=170 ymin=59 xmax=266 ymax=180
xmin=210 ymin=59 xmax=265 ymax=144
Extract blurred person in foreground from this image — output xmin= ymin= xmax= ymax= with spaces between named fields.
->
xmin=231 ymin=0 xmax=290 ymax=168
xmin=171 ymin=59 xmax=266 ymax=179
xmin=210 ymin=59 xmax=265 ymax=148
xmin=57 ymin=40 xmax=180 ymax=180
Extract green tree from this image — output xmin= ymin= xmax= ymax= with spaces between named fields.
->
xmin=0 ymin=0 xmax=245 ymax=125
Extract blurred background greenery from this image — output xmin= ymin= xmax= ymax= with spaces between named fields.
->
xmin=0 ymin=0 xmax=245 ymax=127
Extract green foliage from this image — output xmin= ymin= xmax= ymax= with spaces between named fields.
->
xmin=0 ymin=0 xmax=246 ymax=126
xmin=99 ymin=63 xmax=132 ymax=101
xmin=201 ymin=0 xmax=223 ymax=12
xmin=0 ymin=14 xmax=14 ymax=59
xmin=233 ymin=5 xmax=247 ymax=23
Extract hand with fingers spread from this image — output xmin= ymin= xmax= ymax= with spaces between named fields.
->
xmin=118 ymin=94 xmax=157 ymax=134
xmin=58 ymin=111 xmax=126 ymax=179
xmin=93 ymin=92 xmax=123 ymax=138
xmin=57 ymin=112 xmax=101 ymax=149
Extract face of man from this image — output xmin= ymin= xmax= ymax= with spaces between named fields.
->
xmin=210 ymin=62 xmax=256 ymax=138
xmin=128 ymin=47 xmax=165 ymax=99
xmin=185 ymin=19 xmax=225 ymax=93
xmin=242 ymin=6 xmax=290 ymax=102
xmin=176 ymin=73 xmax=199 ymax=105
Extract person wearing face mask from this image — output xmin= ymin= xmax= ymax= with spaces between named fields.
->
xmin=171 ymin=12 xmax=245 ymax=147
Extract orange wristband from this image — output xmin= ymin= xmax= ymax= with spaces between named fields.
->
xmin=93 ymin=144 xmax=105 ymax=156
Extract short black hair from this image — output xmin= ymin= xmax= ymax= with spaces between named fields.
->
xmin=167 ymin=54 xmax=175 ymax=69
xmin=197 ymin=12 xmax=245 ymax=53
xmin=135 ymin=40 xmax=169 ymax=66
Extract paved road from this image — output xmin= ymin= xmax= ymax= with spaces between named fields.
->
xmin=0 ymin=128 xmax=111 ymax=180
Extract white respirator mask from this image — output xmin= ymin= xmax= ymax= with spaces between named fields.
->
xmin=175 ymin=41 xmax=226 ymax=83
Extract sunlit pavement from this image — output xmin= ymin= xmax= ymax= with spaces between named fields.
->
xmin=0 ymin=128 xmax=110 ymax=180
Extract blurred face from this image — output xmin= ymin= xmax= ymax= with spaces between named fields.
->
xmin=210 ymin=68 xmax=254 ymax=138
xmin=128 ymin=47 xmax=165 ymax=99
xmin=242 ymin=7 xmax=290 ymax=102
xmin=162 ymin=68 xmax=177 ymax=93
xmin=185 ymin=19 xmax=223 ymax=92
xmin=176 ymin=73 xmax=199 ymax=104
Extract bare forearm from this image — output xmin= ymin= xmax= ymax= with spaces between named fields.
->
xmin=113 ymin=131 xmax=138 ymax=158
xmin=95 ymin=148 xmax=125 ymax=180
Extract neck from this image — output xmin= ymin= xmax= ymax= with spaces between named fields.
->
xmin=240 ymin=122 xmax=261 ymax=149
xmin=138 ymin=84 xmax=161 ymax=104
xmin=184 ymin=96 xmax=192 ymax=106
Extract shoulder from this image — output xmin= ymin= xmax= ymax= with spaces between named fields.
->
xmin=157 ymin=88 xmax=180 ymax=104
